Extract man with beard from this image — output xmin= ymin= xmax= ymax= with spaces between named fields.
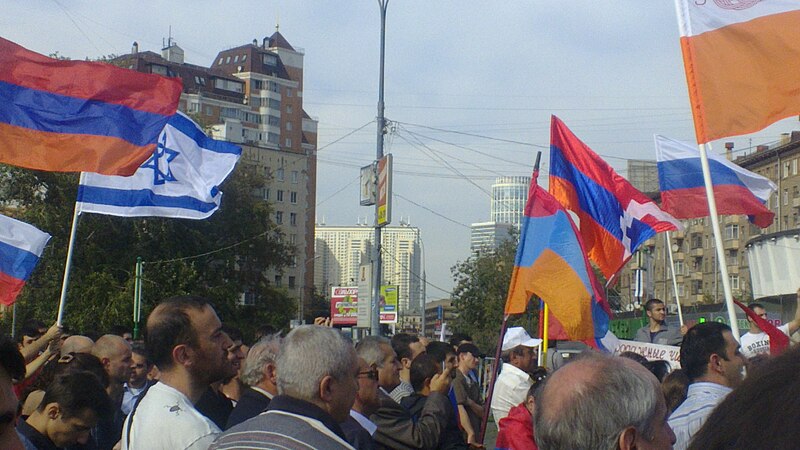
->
xmin=122 ymin=296 xmax=233 ymax=450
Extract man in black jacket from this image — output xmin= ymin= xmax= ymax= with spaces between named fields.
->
xmin=225 ymin=333 xmax=282 ymax=429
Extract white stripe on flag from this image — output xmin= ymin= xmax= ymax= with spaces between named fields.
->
xmin=0 ymin=214 xmax=51 ymax=255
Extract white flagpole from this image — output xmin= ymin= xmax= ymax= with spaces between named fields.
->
xmin=56 ymin=201 xmax=82 ymax=327
xmin=665 ymin=231 xmax=684 ymax=326
xmin=698 ymin=143 xmax=740 ymax=339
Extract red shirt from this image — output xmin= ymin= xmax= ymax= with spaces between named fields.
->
xmin=495 ymin=403 xmax=537 ymax=450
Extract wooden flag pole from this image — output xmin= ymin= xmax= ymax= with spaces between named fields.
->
xmin=698 ymin=143 xmax=740 ymax=338
xmin=56 ymin=203 xmax=82 ymax=327
xmin=478 ymin=314 xmax=510 ymax=444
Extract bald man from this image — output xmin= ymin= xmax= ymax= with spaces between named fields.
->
xmin=92 ymin=334 xmax=133 ymax=449
xmin=535 ymin=353 xmax=676 ymax=450
xmin=61 ymin=335 xmax=94 ymax=355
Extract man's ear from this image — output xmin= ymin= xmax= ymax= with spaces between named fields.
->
xmin=45 ymin=403 xmax=61 ymax=420
xmin=265 ymin=362 xmax=278 ymax=385
xmin=401 ymin=357 xmax=412 ymax=370
xmin=172 ymin=344 xmax=192 ymax=367
xmin=709 ymin=353 xmax=724 ymax=375
xmin=319 ymin=375 xmax=335 ymax=402
xmin=618 ymin=426 xmax=637 ymax=450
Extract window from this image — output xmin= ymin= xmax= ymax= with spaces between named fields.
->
xmin=285 ymin=138 xmax=292 ymax=147
xmin=290 ymin=191 xmax=297 ymax=204
xmin=286 ymin=89 xmax=292 ymax=97
xmin=784 ymin=189 xmax=789 ymax=206
xmin=268 ymin=99 xmax=281 ymax=109
xmin=289 ymin=234 xmax=296 ymax=244
xmin=288 ymin=276 xmax=296 ymax=289
xmin=268 ymin=133 xmax=280 ymax=144
xmin=218 ymin=57 xmax=223 ymax=65
xmin=263 ymin=54 xmax=278 ymax=66
xmin=204 ymin=106 xmax=213 ymax=116
xmin=291 ymin=171 xmax=299 ymax=184
xmin=277 ymin=168 xmax=284 ymax=181
xmin=263 ymin=188 xmax=270 ymax=200
xmin=253 ymin=80 xmax=263 ymax=90
xmin=286 ymin=122 xmax=292 ymax=131
xmin=727 ymin=249 xmax=738 ymax=266
xmin=242 ymin=54 xmax=247 ymax=62
xmin=275 ymin=211 xmax=283 ymax=224
xmin=725 ymin=224 xmax=739 ymax=240
xmin=275 ymin=275 xmax=282 ymax=287
xmin=290 ymin=212 xmax=297 ymax=226
xmin=784 ymin=162 xmax=792 ymax=179
xmin=225 ymin=56 xmax=231 ymax=64
xmin=730 ymin=274 xmax=740 ymax=290
xmin=286 ymin=105 xmax=293 ymax=114
xmin=674 ymin=260 xmax=684 ymax=276
xmin=276 ymin=190 xmax=284 ymax=202
xmin=268 ymin=115 xmax=280 ymax=126
xmin=234 ymin=55 xmax=239 ymax=63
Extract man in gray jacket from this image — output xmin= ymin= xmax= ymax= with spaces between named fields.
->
xmin=634 ymin=299 xmax=687 ymax=346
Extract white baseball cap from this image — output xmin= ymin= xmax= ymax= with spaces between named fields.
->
xmin=502 ymin=327 xmax=543 ymax=351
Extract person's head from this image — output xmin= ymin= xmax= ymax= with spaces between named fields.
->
xmin=35 ymin=352 xmax=110 ymax=394
xmin=747 ymin=303 xmax=767 ymax=332
xmin=448 ymin=332 xmax=473 ymax=349
xmin=109 ymin=325 xmax=133 ymax=343
xmin=145 ymin=296 xmax=233 ymax=384
xmin=31 ymin=372 xmax=113 ymax=447
xmin=221 ymin=325 xmax=245 ymax=381
xmin=680 ymin=322 xmax=744 ymax=388
xmin=353 ymin=357 xmax=381 ymax=416
xmin=661 ymin=368 xmax=689 ymax=414
xmin=456 ymin=343 xmax=482 ymax=371
xmin=0 ymin=336 xmax=26 ymax=450
xmin=19 ymin=320 xmax=46 ymax=348
xmin=276 ymin=325 xmax=358 ymax=422
xmin=426 ymin=341 xmax=457 ymax=371
xmin=645 ymin=360 xmax=672 ymax=383
xmin=619 ymin=351 xmax=649 ymax=366
xmin=391 ymin=333 xmax=425 ymax=372
xmin=524 ymin=371 xmax=548 ymax=416
xmin=91 ymin=334 xmax=133 ymax=385
xmin=240 ymin=333 xmax=282 ymax=395
xmin=535 ymin=353 xmax=675 ymax=450
xmin=356 ymin=336 xmax=400 ymax=391
xmin=409 ymin=353 xmax=441 ymax=395
xmin=687 ymin=345 xmax=800 ymax=450
xmin=645 ymin=299 xmax=667 ymax=324
xmin=129 ymin=344 xmax=152 ymax=389
xmin=60 ymin=335 xmax=94 ymax=355
xmin=501 ymin=327 xmax=540 ymax=373
xmin=254 ymin=325 xmax=277 ymax=342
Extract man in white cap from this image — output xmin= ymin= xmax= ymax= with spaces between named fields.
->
xmin=490 ymin=327 xmax=541 ymax=426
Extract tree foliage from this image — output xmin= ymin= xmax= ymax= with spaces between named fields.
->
xmin=0 ymin=163 xmax=296 ymax=340
xmin=450 ymin=236 xmax=537 ymax=352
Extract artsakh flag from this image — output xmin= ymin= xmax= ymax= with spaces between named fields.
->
xmin=549 ymin=116 xmax=682 ymax=280
xmin=675 ymin=1 xmax=800 ymax=143
xmin=0 ymin=214 xmax=51 ymax=306
xmin=505 ymin=171 xmax=610 ymax=341
xmin=0 ymin=37 xmax=182 ymax=175
xmin=655 ymin=135 xmax=776 ymax=228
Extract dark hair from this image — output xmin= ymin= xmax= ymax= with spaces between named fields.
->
xmin=619 ymin=351 xmax=649 ymax=366
xmin=645 ymin=360 xmax=672 ymax=383
xmin=391 ymin=333 xmax=420 ymax=361
xmin=661 ymin=369 xmax=689 ymax=414
xmin=222 ymin=325 xmax=243 ymax=344
xmin=425 ymin=341 xmax=455 ymax=364
xmin=680 ymin=322 xmax=731 ymax=381
xmin=530 ymin=366 xmax=548 ymax=391
xmin=130 ymin=343 xmax=151 ymax=366
xmin=688 ymin=346 xmax=800 ymax=450
xmin=748 ymin=303 xmax=765 ymax=312
xmin=644 ymin=299 xmax=664 ymax=312
xmin=409 ymin=353 xmax=440 ymax=392
xmin=0 ymin=335 xmax=25 ymax=380
xmin=109 ymin=325 xmax=130 ymax=337
xmin=19 ymin=319 xmax=45 ymax=341
xmin=146 ymin=296 xmax=211 ymax=369
xmin=39 ymin=372 xmax=112 ymax=419
xmin=449 ymin=332 xmax=472 ymax=348
xmin=33 ymin=353 xmax=110 ymax=394
xmin=254 ymin=325 xmax=277 ymax=342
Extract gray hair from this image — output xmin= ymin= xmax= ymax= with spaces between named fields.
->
xmin=240 ymin=333 xmax=283 ymax=387
xmin=355 ymin=336 xmax=391 ymax=367
xmin=276 ymin=325 xmax=357 ymax=402
xmin=534 ymin=353 xmax=661 ymax=450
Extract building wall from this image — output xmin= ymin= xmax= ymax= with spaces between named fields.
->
xmin=491 ymin=176 xmax=530 ymax=229
xmin=470 ymin=221 xmax=514 ymax=254
xmin=314 ymin=225 xmax=422 ymax=317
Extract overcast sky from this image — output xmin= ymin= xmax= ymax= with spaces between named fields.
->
xmin=6 ymin=1 xmax=799 ymax=303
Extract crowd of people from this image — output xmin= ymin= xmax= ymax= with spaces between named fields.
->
xmin=1 ymin=291 xmax=799 ymax=449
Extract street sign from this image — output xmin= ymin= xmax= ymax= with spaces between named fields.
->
xmin=357 ymin=263 xmax=372 ymax=328
xmin=360 ymin=163 xmax=376 ymax=206
xmin=377 ymin=154 xmax=392 ymax=227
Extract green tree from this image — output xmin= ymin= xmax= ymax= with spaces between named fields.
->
xmin=450 ymin=237 xmax=536 ymax=352
xmin=0 ymin=162 xmax=296 ymax=337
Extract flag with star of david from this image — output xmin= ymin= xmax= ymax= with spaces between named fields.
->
xmin=76 ymin=112 xmax=241 ymax=220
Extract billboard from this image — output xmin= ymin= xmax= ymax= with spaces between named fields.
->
xmin=330 ymin=286 xmax=358 ymax=326
xmin=330 ymin=284 xmax=398 ymax=326
xmin=377 ymin=154 xmax=392 ymax=227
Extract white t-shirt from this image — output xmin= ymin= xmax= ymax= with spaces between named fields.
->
xmin=740 ymin=324 xmax=790 ymax=359
xmin=490 ymin=363 xmax=532 ymax=427
xmin=122 ymin=382 xmax=221 ymax=450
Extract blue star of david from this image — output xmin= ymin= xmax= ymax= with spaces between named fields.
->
xmin=142 ymin=133 xmax=179 ymax=185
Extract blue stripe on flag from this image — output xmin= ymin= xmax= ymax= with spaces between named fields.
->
xmin=657 ymin=158 xmax=746 ymax=191
xmin=170 ymin=113 xmax=242 ymax=155
xmin=0 ymin=240 xmax=40 ymax=281
xmin=76 ymin=185 xmax=218 ymax=213
xmin=0 ymin=80 xmax=168 ymax=146
xmin=550 ymin=145 xmax=624 ymax=241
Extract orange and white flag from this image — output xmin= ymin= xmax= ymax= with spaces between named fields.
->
xmin=675 ymin=1 xmax=800 ymax=144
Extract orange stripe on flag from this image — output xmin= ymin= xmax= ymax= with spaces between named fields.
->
xmin=680 ymin=9 xmax=800 ymax=143
xmin=0 ymin=122 xmax=154 ymax=175
xmin=505 ymin=249 xmax=594 ymax=340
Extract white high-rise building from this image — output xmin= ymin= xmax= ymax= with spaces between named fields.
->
xmin=314 ymin=224 xmax=422 ymax=316
xmin=491 ymin=176 xmax=530 ymax=230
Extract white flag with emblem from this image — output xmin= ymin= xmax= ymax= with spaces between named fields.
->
xmin=76 ymin=112 xmax=241 ymax=220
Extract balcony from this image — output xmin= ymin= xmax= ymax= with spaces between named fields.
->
xmin=727 ymin=265 xmax=739 ymax=274
xmin=690 ymin=247 xmax=704 ymax=257
xmin=689 ymin=224 xmax=705 ymax=233
xmin=793 ymin=197 xmax=800 ymax=208
xmin=723 ymin=239 xmax=740 ymax=249
xmin=690 ymin=272 xmax=704 ymax=281
xmin=673 ymin=251 xmax=685 ymax=261
xmin=672 ymin=229 xmax=686 ymax=239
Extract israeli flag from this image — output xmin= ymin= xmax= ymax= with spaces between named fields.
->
xmin=77 ymin=112 xmax=241 ymax=220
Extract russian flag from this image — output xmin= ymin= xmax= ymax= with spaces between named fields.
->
xmin=655 ymin=135 xmax=776 ymax=228
xmin=0 ymin=37 xmax=182 ymax=176
xmin=505 ymin=172 xmax=609 ymax=341
xmin=549 ymin=116 xmax=682 ymax=280
xmin=676 ymin=1 xmax=800 ymax=143
xmin=0 ymin=214 xmax=51 ymax=306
